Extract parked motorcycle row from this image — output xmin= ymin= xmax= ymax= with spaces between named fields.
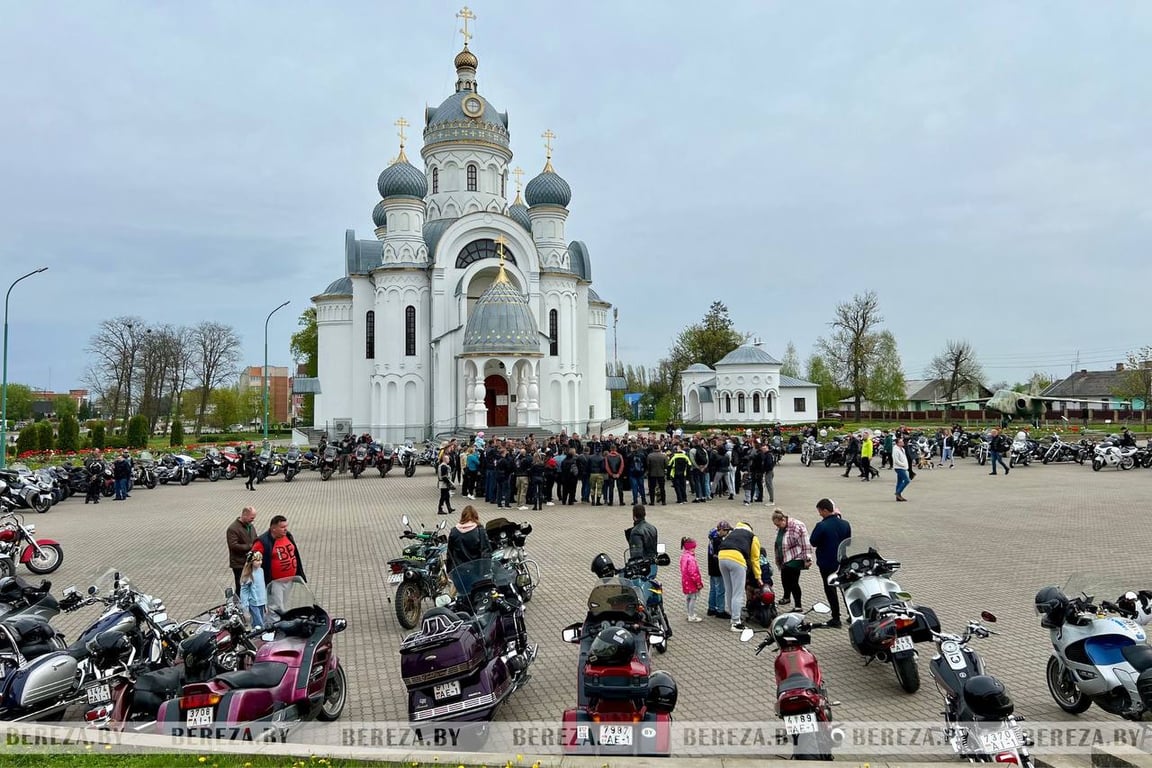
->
xmin=0 ymin=568 xmax=347 ymax=736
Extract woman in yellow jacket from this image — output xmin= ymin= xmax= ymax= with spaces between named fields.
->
xmin=716 ymin=521 xmax=762 ymax=632
xmin=859 ymin=432 xmax=876 ymax=481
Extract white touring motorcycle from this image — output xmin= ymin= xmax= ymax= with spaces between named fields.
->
xmin=1036 ymin=574 xmax=1152 ymax=720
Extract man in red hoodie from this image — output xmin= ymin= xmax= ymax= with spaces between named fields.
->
xmin=251 ymin=515 xmax=306 ymax=617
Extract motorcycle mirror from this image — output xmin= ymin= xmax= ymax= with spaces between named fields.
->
xmin=980 ymin=611 xmax=997 ymax=623
xmin=561 ymin=622 xmax=582 ymax=644
xmin=224 ymin=587 xmax=234 ymax=599
xmin=332 ymin=618 xmax=348 ymax=633
xmin=63 ymin=586 xmax=77 ymax=596
xmin=895 ymin=591 xmax=912 ymax=600
xmin=656 ymin=543 xmax=666 ymax=555
xmin=437 ymin=520 xmax=447 ymax=530
xmin=740 ymin=628 xmax=755 ymax=642
xmin=648 ymin=633 xmax=665 ymax=646
xmin=656 ymin=553 xmax=671 ymax=567
xmin=401 ymin=514 xmax=410 ymax=527
xmin=87 ymin=585 xmax=98 ymax=595
xmin=811 ymin=602 xmax=832 ymax=615
xmin=825 ymin=574 xmax=839 ymax=587
xmin=434 ymin=594 xmax=453 ymax=608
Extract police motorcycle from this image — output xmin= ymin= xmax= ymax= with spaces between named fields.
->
xmin=399 ymin=557 xmax=535 ymax=729
xmin=485 ymin=517 xmax=539 ymax=603
xmin=924 ymin=610 xmax=1034 ymax=768
xmin=827 ymin=537 xmax=940 ymax=693
xmin=1037 ymin=573 xmax=1152 ymax=720
xmin=558 ymin=552 xmax=677 ymax=756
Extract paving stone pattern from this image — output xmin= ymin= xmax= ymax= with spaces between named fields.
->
xmin=36 ymin=456 xmax=1151 ymax=732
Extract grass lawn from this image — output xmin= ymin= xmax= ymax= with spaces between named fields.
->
xmin=4 ymin=754 xmax=422 ymax=768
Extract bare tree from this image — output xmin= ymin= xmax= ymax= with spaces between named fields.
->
xmin=190 ymin=322 xmax=243 ymax=437
xmin=1113 ymin=347 xmax=1152 ymax=427
xmin=926 ymin=339 xmax=985 ymax=401
xmin=816 ymin=291 xmax=884 ymax=418
xmin=85 ymin=316 xmax=145 ymax=423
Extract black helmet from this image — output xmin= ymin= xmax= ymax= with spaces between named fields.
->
xmin=1034 ymin=586 xmax=1068 ymax=628
xmin=588 ymin=626 xmax=635 ymax=666
xmin=771 ymin=613 xmax=811 ymax=646
xmin=962 ymin=675 xmax=1014 ymax=719
xmin=591 ymin=553 xmax=616 ymax=579
xmin=646 ymin=670 xmax=678 ymax=714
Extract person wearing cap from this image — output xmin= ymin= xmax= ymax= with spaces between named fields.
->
xmin=706 ymin=521 xmax=731 ymax=618
xmin=809 ymin=499 xmax=851 ymax=628
xmin=717 ymin=520 xmax=762 ymax=632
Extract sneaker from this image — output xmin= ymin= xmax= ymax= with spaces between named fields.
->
xmin=716 ymin=611 xmax=732 ymax=620
xmin=518 ymin=506 xmax=528 ymax=511
xmin=825 ymin=618 xmax=842 ymax=628
xmin=706 ymin=609 xmax=717 ymax=617
xmin=778 ymin=598 xmax=791 ymax=606
xmin=742 ymin=501 xmax=749 ymax=506
xmin=546 ymin=502 xmax=555 ymax=506
xmin=730 ymin=622 xmax=747 ymax=632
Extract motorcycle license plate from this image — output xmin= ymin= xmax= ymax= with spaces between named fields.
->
xmin=186 ymin=706 xmax=213 ymax=727
xmin=980 ymin=728 xmax=1021 ymax=753
xmin=784 ymin=713 xmax=819 ymax=735
xmin=599 ymin=724 xmax=633 ymax=746
xmin=892 ymin=634 xmax=914 ymax=653
xmin=388 ymin=573 xmax=403 ymax=584
xmin=433 ymin=680 xmax=460 ymax=700
xmin=86 ymin=684 xmax=110 ymax=705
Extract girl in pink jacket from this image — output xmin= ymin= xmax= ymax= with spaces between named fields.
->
xmin=680 ymin=537 xmax=705 ymax=622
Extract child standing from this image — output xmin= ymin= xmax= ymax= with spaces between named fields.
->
xmin=239 ymin=550 xmax=268 ymax=629
xmin=741 ymin=468 xmax=754 ymax=505
xmin=680 ymin=537 xmax=704 ymax=622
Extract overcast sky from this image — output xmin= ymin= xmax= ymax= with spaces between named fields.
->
xmin=3 ymin=1 xmax=1150 ymax=396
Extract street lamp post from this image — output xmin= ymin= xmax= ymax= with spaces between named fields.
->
xmin=263 ymin=301 xmax=291 ymax=447
xmin=1 ymin=267 xmax=49 ymax=469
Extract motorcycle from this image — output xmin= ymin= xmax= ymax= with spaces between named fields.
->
xmin=800 ymin=438 xmax=817 ymax=468
xmin=739 ymin=604 xmax=842 ymax=760
xmin=0 ymin=576 xmax=67 ymax=624
xmin=744 ymin=552 xmax=777 ymax=628
xmin=559 ymin=552 xmax=676 ymax=756
xmin=156 ymin=578 xmax=347 ymax=733
xmin=975 ymin=439 xmax=990 ymax=466
xmin=396 ymin=442 xmax=419 ymax=477
xmin=828 ymin=537 xmax=940 ymax=693
xmin=220 ymin=448 xmax=242 ymax=480
xmin=387 ymin=515 xmax=449 ymax=629
xmin=1042 ymin=435 xmax=1083 ymax=465
xmin=417 ymin=443 xmax=437 ymax=466
xmin=198 ymin=448 xmax=224 ymax=482
xmin=0 ymin=468 xmax=52 ymax=514
xmin=1092 ymin=440 xmax=1138 ymax=471
xmin=170 ymin=455 xmax=198 ymax=486
xmin=1008 ymin=439 xmax=1032 ymax=468
xmin=485 ymin=517 xmax=539 ymax=603
xmin=319 ymin=446 xmax=339 ymax=482
xmin=823 ymin=439 xmax=845 ymax=467
xmin=282 ymin=445 xmax=301 ymax=482
xmin=132 ymin=452 xmax=158 ymax=490
xmin=399 ymin=558 xmax=535 ymax=728
xmin=1037 ymin=574 xmax=1152 ymax=720
xmin=375 ymin=443 xmax=395 ymax=477
xmin=927 ymin=611 xmax=1034 ymax=767
xmin=0 ymin=511 xmax=63 ymax=574
xmin=349 ymin=444 xmax=369 ymax=479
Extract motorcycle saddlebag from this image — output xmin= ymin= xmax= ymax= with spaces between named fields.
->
xmin=909 ymin=605 xmax=941 ymax=643
xmin=399 ymin=611 xmax=484 ymax=688
xmin=133 ymin=666 xmax=185 ymax=720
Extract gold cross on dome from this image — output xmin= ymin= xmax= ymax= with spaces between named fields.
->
xmin=457 ymin=6 xmax=476 ymax=47
xmin=541 ymin=129 xmax=555 ymax=160
xmin=394 ymin=117 xmax=409 ymax=148
xmin=495 ymin=234 xmax=507 ymax=265
xmin=512 ymin=166 xmax=524 ymax=191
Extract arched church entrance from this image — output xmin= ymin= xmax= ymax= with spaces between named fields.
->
xmin=484 ymin=375 xmax=509 ymax=427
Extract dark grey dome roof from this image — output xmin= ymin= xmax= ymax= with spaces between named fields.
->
xmin=462 ymin=273 xmax=540 ymax=354
xmin=508 ymin=201 xmax=531 ymax=232
xmin=568 ymin=240 xmax=591 ymax=281
xmin=372 ymin=200 xmax=387 ymax=228
xmin=525 ymin=166 xmax=571 ymax=207
xmin=684 ymin=363 xmax=713 ymax=373
xmin=319 ymin=276 xmax=352 ymax=296
xmin=715 ymin=345 xmax=782 ymax=366
xmin=424 ymin=92 xmax=509 ymax=149
xmin=377 ymin=159 xmax=427 ymax=200
xmin=423 ymin=218 xmax=457 ymax=258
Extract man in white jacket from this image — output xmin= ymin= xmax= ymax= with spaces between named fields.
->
xmin=892 ymin=437 xmax=911 ymax=502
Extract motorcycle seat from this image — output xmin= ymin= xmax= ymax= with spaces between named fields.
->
xmin=214 ymin=661 xmax=288 ymax=690
xmin=1123 ymin=645 xmax=1152 ymax=672
xmin=64 ymin=641 xmax=90 ymax=661
xmin=777 ymin=673 xmax=816 ymax=694
xmin=864 ymin=595 xmax=898 ymax=616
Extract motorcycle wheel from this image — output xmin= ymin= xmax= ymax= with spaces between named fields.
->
xmin=1042 ymin=455 xmax=1051 ymax=464
xmin=978 ymin=453 xmax=987 ymax=466
xmin=24 ymin=543 xmax=63 ymax=575
xmin=1121 ymin=456 xmax=1135 ymax=471
xmin=321 ymin=468 xmax=333 ymax=481
xmin=395 ymin=582 xmax=424 ymax=629
xmin=0 ymin=558 xmax=13 ymax=579
xmin=101 ymin=485 xmax=114 ymax=497
xmin=159 ymin=477 xmax=169 ymax=485
xmin=180 ymin=473 xmax=191 ymax=486
xmin=352 ymin=468 xmax=361 ymax=479
xmin=378 ymin=466 xmax=388 ymax=477
xmin=1092 ymin=459 xmax=1103 ymax=472
xmin=209 ymin=468 xmax=220 ymax=482
xmin=284 ymin=470 xmax=294 ymax=482
xmin=1046 ymin=656 xmax=1091 ymax=713
xmin=145 ymin=478 xmax=157 ymax=490
xmin=31 ymin=494 xmax=51 ymax=514
xmin=824 ymin=458 xmax=832 ymax=468
xmin=517 ymin=560 xmax=540 ymax=603
xmin=225 ymin=468 xmax=237 ymax=480
xmin=801 ymin=454 xmax=812 ymax=467
xmin=317 ymin=661 xmax=347 ymax=721
xmin=405 ymin=463 xmax=416 ymax=478
xmin=893 ymin=655 xmax=921 ymax=693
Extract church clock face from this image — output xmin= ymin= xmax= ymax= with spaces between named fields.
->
xmin=462 ymin=95 xmax=484 ymax=119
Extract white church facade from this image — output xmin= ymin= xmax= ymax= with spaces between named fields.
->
xmin=681 ymin=344 xmax=819 ymax=425
xmin=311 ymin=16 xmax=610 ymax=442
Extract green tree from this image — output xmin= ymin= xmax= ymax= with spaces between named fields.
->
xmin=3 ymin=383 xmax=34 ymax=422
xmin=210 ymin=387 xmax=244 ymax=430
xmin=867 ymin=331 xmax=906 ymax=419
xmin=662 ymin=301 xmax=746 ymax=414
xmin=816 ymin=291 xmax=884 ymax=417
xmin=805 ymin=354 xmax=844 ymax=413
xmin=35 ymin=420 xmax=54 ymax=451
xmin=16 ymin=426 xmax=38 ymax=455
xmin=290 ymin=308 xmax=317 ymax=425
xmin=126 ymin=414 xmax=149 ymax=448
xmin=90 ymin=423 xmax=106 ymax=449
xmin=1112 ymin=347 xmax=1152 ymax=426
xmin=780 ymin=341 xmax=801 ymax=379
xmin=77 ymin=399 xmax=91 ymax=421
xmin=52 ymin=394 xmax=78 ymax=420
xmin=170 ymin=419 xmax=184 ymax=447
xmin=57 ymin=414 xmax=80 ymax=452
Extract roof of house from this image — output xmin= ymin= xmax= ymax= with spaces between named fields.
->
xmin=779 ymin=374 xmax=818 ymax=388
xmin=715 ymin=344 xmax=781 ymax=367
xmin=1042 ymin=370 xmax=1128 ymax=399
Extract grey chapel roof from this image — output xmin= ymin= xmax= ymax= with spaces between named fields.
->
xmin=779 ymin=374 xmax=818 ymax=388
xmin=424 ymin=92 xmax=510 ymax=150
xmin=568 ymin=240 xmax=592 ymax=282
xmin=462 ymin=271 xmax=540 ymax=355
xmin=318 ymin=276 xmax=352 ymax=296
xmin=684 ymin=363 xmax=713 ymax=373
xmin=715 ymin=345 xmax=782 ymax=366
xmin=508 ymin=201 xmax=532 ymax=233
xmin=423 ymin=218 xmax=457 ymax=259
xmin=372 ymin=200 xmax=387 ymax=228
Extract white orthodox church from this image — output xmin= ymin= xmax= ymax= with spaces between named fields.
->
xmin=311 ymin=15 xmax=610 ymax=442
xmin=681 ymin=343 xmax=819 ymax=425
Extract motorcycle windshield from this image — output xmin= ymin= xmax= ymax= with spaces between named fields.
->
xmin=207 ymin=448 xmax=220 ymax=458
xmin=1061 ymin=573 xmax=1132 ymax=606
xmin=355 ymin=447 xmax=367 ymax=458
xmin=837 ymin=536 xmax=883 ymax=563
xmin=587 ymin=579 xmax=645 ymax=619
xmin=275 ymin=577 xmax=322 ymax=620
xmin=485 ymin=517 xmax=520 ymax=543
xmin=447 ymin=559 xmax=497 ymax=610
xmin=323 ymin=447 xmax=338 ymax=459
xmin=138 ymin=451 xmax=154 ymax=465
xmin=286 ymin=446 xmax=300 ymax=459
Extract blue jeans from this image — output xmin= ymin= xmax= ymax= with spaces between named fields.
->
xmin=990 ymin=452 xmax=1009 ymax=474
xmin=894 ymin=468 xmax=910 ymax=497
xmin=604 ymin=478 xmax=616 ymax=505
xmin=629 ymin=476 xmax=647 ymax=505
xmin=114 ymin=478 xmax=128 ymax=500
xmin=581 ymin=477 xmax=590 ymax=502
xmin=495 ymin=476 xmax=510 ymax=507
xmin=484 ymin=469 xmax=497 ymax=502
xmin=942 ymin=446 xmax=954 ymax=465
xmin=708 ymin=574 xmax=725 ymax=613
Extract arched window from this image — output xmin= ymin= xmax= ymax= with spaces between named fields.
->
xmin=548 ymin=309 xmax=558 ymax=356
xmin=467 ymin=164 xmax=478 ymax=192
xmin=431 ymin=168 xmax=439 ymax=194
xmin=738 ymin=393 xmax=746 ymax=413
xmin=404 ymin=305 xmax=416 ymax=356
xmin=365 ymin=311 xmax=375 ymax=359
xmin=724 ymin=394 xmax=732 ymax=414
xmin=455 ymin=239 xmax=517 ymax=269
xmin=752 ymin=393 xmax=761 ymax=413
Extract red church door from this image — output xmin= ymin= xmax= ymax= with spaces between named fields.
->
xmin=484 ymin=375 xmax=509 ymax=427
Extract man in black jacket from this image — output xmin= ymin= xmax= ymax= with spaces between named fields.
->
xmin=626 ymin=504 xmax=658 ymax=561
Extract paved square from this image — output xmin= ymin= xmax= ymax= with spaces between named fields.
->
xmin=32 ymin=452 xmax=1152 ymax=746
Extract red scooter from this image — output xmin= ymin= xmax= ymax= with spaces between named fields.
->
xmin=155 ymin=579 xmax=347 ymax=735
xmin=739 ymin=603 xmax=843 ymax=760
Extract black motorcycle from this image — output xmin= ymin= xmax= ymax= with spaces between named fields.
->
xmin=319 ymin=446 xmax=339 ymax=481
xmin=282 ymin=445 xmax=301 ymax=482
xmin=387 ymin=515 xmax=448 ymax=629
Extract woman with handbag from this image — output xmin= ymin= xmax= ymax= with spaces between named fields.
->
xmin=772 ymin=509 xmax=812 ymax=611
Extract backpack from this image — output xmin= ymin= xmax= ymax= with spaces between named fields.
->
xmin=631 ymin=453 xmax=645 ymax=476
xmin=568 ymin=458 xmax=580 ymax=477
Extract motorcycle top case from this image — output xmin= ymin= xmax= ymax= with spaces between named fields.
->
xmin=399 ymin=610 xmax=485 ymax=688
